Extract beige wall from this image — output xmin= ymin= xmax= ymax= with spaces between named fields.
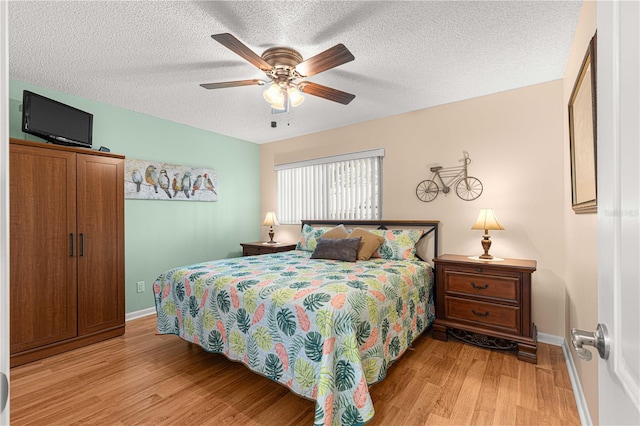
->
xmin=260 ymin=1 xmax=599 ymax=420
xmin=562 ymin=0 xmax=598 ymax=422
xmin=261 ymin=80 xmax=567 ymax=337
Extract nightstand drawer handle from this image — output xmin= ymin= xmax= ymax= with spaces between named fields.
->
xmin=470 ymin=282 xmax=489 ymax=290
xmin=471 ymin=309 xmax=490 ymax=317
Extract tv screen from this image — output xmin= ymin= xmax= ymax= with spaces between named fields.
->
xmin=22 ymin=90 xmax=93 ymax=148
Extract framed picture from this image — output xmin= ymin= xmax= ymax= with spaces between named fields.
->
xmin=124 ymin=158 xmax=218 ymax=202
xmin=568 ymin=33 xmax=597 ymax=214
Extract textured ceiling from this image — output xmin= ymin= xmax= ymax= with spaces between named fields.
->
xmin=8 ymin=1 xmax=582 ymax=144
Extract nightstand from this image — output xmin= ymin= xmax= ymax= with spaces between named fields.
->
xmin=240 ymin=241 xmax=297 ymax=257
xmin=432 ymin=254 xmax=538 ymax=363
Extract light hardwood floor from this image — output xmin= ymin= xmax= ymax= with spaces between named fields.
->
xmin=10 ymin=315 xmax=581 ymax=425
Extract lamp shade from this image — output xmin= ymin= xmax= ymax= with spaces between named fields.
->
xmin=288 ymin=87 xmax=305 ymax=107
xmin=471 ymin=209 xmax=504 ymax=231
xmin=262 ymin=212 xmax=279 ymax=227
xmin=263 ymin=84 xmax=281 ymax=104
xmin=271 ymin=90 xmax=286 ymax=110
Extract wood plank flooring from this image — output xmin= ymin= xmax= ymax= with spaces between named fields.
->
xmin=10 ymin=315 xmax=581 ymax=425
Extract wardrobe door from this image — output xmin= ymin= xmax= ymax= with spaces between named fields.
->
xmin=76 ymin=154 xmax=125 ymax=336
xmin=9 ymin=144 xmax=78 ymax=353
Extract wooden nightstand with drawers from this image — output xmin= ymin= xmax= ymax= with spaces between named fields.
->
xmin=432 ymin=254 xmax=538 ymax=363
xmin=240 ymin=241 xmax=297 ymax=257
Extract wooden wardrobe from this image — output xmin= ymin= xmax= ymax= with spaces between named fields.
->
xmin=9 ymin=138 xmax=125 ymax=367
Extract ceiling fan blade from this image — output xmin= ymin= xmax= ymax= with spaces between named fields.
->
xmin=295 ymin=44 xmax=355 ymax=77
xmin=200 ymin=79 xmax=264 ymax=89
xmin=298 ymin=81 xmax=355 ymax=105
xmin=211 ymin=33 xmax=272 ymax=71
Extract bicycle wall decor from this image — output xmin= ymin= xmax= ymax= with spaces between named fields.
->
xmin=415 ymin=151 xmax=483 ymax=202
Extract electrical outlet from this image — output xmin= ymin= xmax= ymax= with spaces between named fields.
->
xmin=136 ymin=281 xmax=145 ymax=293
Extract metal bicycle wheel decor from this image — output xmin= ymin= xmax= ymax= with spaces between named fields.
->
xmin=415 ymin=151 xmax=483 ymax=202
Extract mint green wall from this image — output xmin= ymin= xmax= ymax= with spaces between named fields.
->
xmin=9 ymin=80 xmax=261 ymax=314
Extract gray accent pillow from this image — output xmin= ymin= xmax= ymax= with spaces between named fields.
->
xmin=310 ymin=237 xmax=362 ymax=262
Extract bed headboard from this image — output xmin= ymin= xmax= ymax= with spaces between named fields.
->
xmin=300 ymin=220 xmax=440 ymax=264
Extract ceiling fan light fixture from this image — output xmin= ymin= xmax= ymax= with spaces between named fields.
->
xmin=263 ymin=83 xmax=282 ymax=104
xmin=204 ymin=33 xmax=356 ymax=108
xmin=288 ymin=86 xmax=305 ymax=107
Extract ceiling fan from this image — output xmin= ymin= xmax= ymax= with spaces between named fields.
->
xmin=200 ymin=33 xmax=356 ymax=110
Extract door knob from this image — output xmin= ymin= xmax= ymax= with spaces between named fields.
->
xmin=570 ymin=323 xmax=610 ymax=361
xmin=0 ymin=372 xmax=7 ymax=414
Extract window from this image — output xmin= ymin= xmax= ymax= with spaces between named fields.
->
xmin=275 ymin=149 xmax=384 ymax=224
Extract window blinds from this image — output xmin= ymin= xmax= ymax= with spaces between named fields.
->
xmin=275 ymin=149 xmax=384 ymax=224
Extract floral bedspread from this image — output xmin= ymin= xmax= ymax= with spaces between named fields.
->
xmin=153 ymin=250 xmax=434 ymax=425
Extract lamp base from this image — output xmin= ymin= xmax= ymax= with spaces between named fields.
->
xmin=480 ymin=233 xmax=493 ymax=259
xmin=267 ymin=229 xmax=276 ymax=244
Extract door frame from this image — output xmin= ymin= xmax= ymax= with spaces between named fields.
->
xmin=1 ymin=0 xmax=11 ymax=424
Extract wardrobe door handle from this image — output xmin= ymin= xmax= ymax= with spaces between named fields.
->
xmin=471 ymin=308 xmax=490 ymax=317
xmin=71 ymin=233 xmax=75 ymax=257
xmin=80 ymin=233 xmax=85 ymax=256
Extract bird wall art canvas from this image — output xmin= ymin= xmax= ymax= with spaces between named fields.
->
xmin=124 ymin=159 xmax=218 ymax=202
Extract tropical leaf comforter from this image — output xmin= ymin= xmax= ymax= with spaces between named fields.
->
xmin=153 ymin=250 xmax=435 ymax=425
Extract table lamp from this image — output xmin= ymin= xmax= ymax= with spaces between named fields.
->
xmin=471 ymin=208 xmax=504 ymax=259
xmin=262 ymin=212 xmax=279 ymax=244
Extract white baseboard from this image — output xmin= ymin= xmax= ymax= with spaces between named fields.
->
xmin=538 ymin=332 xmax=592 ymax=426
xmin=561 ymin=338 xmax=592 ymax=426
xmin=538 ymin=332 xmax=565 ymax=346
xmin=125 ymin=307 xmax=156 ymax=322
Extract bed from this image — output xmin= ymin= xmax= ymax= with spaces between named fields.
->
xmin=153 ymin=220 xmax=439 ymax=425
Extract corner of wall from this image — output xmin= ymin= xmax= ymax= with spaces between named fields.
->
xmin=561 ymin=0 xmax=599 ymax=422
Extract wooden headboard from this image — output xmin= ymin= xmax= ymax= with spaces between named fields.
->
xmin=300 ymin=220 xmax=440 ymax=263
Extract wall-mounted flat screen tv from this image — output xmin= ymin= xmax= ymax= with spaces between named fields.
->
xmin=22 ymin=90 xmax=93 ymax=148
